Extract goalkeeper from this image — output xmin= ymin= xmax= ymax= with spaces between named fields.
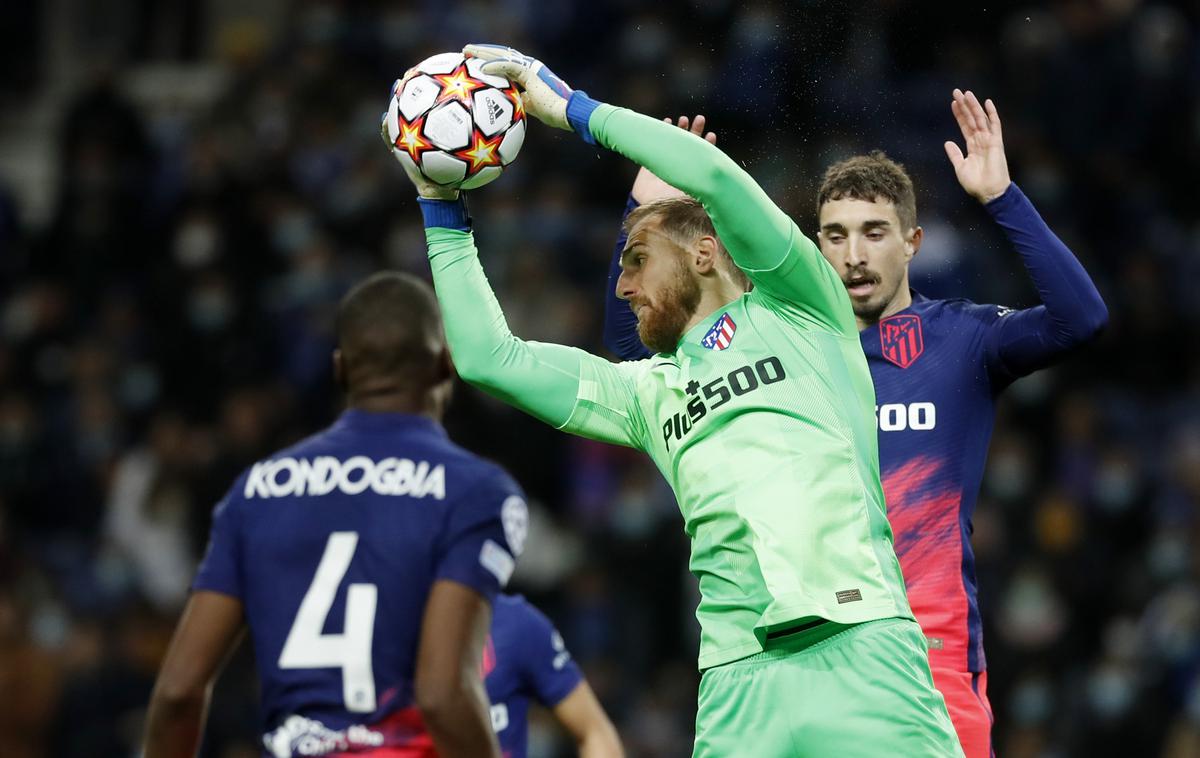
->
xmin=388 ymin=44 xmax=963 ymax=757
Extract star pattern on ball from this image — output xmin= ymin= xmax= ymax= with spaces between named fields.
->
xmin=434 ymin=65 xmax=486 ymax=106
xmin=454 ymin=130 xmax=505 ymax=172
xmin=506 ymin=85 xmax=525 ymax=122
xmin=395 ymin=118 xmax=434 ymax=162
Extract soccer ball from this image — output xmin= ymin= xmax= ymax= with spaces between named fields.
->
xmin=383 ymin=52 xmax=526 ymax=191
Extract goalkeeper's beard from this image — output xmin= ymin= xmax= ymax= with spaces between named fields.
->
xmin=636 ymin=259 xmax=702 ymax=354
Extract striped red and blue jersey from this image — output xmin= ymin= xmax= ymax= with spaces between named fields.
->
xmin=193 ymin=409 xmax=527 ymax=757
xmin=603 ymin=183 xmax=1107 ymax=674
xmin=483 ymin=594 xmax=584 ymax=758
xmin=865 ymin=293 xmax=1046 ymax=672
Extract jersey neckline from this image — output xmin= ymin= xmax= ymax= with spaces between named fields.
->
xmin=332 ymin=408 xmax=448 ymax=437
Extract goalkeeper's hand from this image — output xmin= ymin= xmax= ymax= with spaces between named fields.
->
xmin=379 ymin=82 xmax=459 ymax=201
xmin=462 ymin=44 xmax=574 ymax=132
xmin=380 ymin=73 xmax=457 ymax=200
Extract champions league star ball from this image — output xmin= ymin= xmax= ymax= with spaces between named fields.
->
xmin=383 ymin=52 xmax=526 ymax=190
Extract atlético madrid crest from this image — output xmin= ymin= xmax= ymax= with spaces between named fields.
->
xmin=701 ymin=313 xmax=737 ymax=350
xmin=879 ymin=314 xmax=924 ymax=368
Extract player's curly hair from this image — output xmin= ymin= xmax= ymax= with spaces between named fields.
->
xmin=817 ymin=150 xmax=917 ymax=231
xmin=624 ymin=197 xmax=751 ymax=291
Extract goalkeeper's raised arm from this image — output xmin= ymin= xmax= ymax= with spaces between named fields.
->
xmin=415 ymin=199 xmax=648 ymax=451
xmin=464 ymin=44 xmax=853 ymax=335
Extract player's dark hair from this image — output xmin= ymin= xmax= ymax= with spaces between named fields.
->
xmin=624 ymin=197 xmax=751 ymax=290
xmin=817 ymin=150 xmax=917 ymax=231
xmin=335 ymin=271 xmax=445 ymax=393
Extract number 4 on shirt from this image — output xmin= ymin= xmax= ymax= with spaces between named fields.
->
xmin=278 ymin=531 xmax=378 ymax=712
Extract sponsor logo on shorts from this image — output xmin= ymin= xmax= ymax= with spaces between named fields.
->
xmin=835 ymin=589 xmax=863 ymax=604
xmin=264 ymin=715 xmax=384 ymax=757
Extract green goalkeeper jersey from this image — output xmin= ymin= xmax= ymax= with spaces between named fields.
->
xmin=423 ymin=104 xmax=912 ymax=670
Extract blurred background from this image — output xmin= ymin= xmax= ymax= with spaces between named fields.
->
xmin=0 ymin=0 xmax=1198 ymax=756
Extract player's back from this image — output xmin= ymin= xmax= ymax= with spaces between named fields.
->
xmin=194 ymin=409 xmax=525 ymax=757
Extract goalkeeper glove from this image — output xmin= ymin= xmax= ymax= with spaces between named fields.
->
xmin=380 ymin=76 xmax=459 ymax=200
xmin=462 ymin=44 xmax=600 ymax=142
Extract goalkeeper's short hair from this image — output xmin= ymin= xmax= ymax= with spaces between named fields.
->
xmin=625 ymin=197 xmax=750 ymax=291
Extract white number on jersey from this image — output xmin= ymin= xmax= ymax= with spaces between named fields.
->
xmin=875 ymin=402 xmax=937 ymax=432
xmin=278 ymin=531 xmax=378 ymax=712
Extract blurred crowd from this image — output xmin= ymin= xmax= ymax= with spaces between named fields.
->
xmin=0 ymin=1 xmax=1198 ymax=756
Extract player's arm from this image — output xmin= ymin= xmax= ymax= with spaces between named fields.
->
xmin=380 ymin=63 xmax=625 ymax=421
xmin=143 ymin=592 xmax=245 ymax=758
xmin=420 ymin=472 xmax=528 ymax=757
xmin=415 ymin=580 xmax=499 ymax=758
xmin=944 ymin=89 xmax=1108 ymax=378
xmin=144 ymin=489 xmax=246 ymax=758
xmin=416 ymin=200 xmax=649 ymax=448
xmin=512 ymin=598 xmax=625 ymax=757
xmin=603 ymin=115 xmax=717 ymax=360
xmin=552 ymin=682 xmax=625 ymax=758
xmin=464 ymin=44 xmax=854 ymax=335
xmin=603 ymin=195 xmax=650 ymax=360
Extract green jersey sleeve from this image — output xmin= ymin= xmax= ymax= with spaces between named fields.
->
xmin=588 ymin=105 xmax=855 ymax=336
xmin=425 ymin=226 xmax=649 ymax=449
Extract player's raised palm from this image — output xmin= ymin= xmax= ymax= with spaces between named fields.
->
xmin=943 ymin=89 xmax=1011 ymax=204
xmin=632 ymin=115 xmax=718 ymax=203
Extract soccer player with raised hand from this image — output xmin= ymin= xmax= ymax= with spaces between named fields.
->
xmin=395 ymin=43 xmax=963 ymax=756
xmin=602 ymin=90 xmax=1108 ymax=757
xmin=818 ymin=89 xmax=1107 ymax=758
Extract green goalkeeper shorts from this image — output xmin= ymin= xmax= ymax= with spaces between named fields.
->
xmin=693 ymin=617 xmax=964 ymax=757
